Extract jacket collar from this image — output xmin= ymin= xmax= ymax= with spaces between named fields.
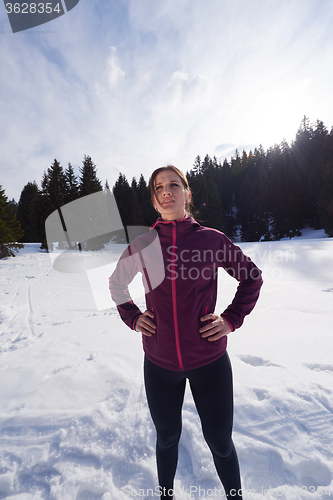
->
xmin=150 ymin=215 xmax=200 ymax=233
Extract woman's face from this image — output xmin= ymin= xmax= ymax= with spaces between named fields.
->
xmin=153 ymin=170 xmax=189 ymax=221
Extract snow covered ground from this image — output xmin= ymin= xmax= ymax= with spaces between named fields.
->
xmin=0 ymin=228 xmax=333 ymax=500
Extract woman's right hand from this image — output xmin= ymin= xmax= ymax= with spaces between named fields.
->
xmin=135 ymin=310 xmax=156 ymax=337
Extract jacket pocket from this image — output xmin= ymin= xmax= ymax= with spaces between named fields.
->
xmin=149 ymin=301 xmax=157 ymax=333
xmin=201 ymin=299 xmax=212 ymax=326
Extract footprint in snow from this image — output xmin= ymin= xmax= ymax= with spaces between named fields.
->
xmin=75 ymin=485 xmax=107 ymax=500
xmin=286 ymin=457 xmax=332 ymax=489
xmin=238 ymin=355 xmax=281 ymax=368
xmin=252 ymin=388 xmax=268 ymax=401
xmin=303 ymin=363 xmax=333 ymax=373
xmin=242 ymin=449 xmax=332 ymax=491
xmin=108 ymin=459 xmax=154 ymax=490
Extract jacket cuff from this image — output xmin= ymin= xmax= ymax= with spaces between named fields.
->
xmin=132 ymin=314 xmax=141 ymax=331
xmin=221 ymin=314 xmax=235 ymax=332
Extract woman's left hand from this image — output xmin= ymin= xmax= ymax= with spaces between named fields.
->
xmin=199 ymin=314 xmax=232 ymax=341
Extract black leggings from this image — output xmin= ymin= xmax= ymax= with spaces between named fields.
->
xmin=144 ymin=352 xmax=242 ymax=499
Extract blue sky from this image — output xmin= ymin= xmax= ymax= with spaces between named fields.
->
xmin=1 ymin=0 xmax=333 ymax=201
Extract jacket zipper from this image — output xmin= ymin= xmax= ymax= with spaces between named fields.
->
xmin=171 ymin=222 xmax=184 ymax=371
xmin=204 ymin=300 xmax=211 ymax=326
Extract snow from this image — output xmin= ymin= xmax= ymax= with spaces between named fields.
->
xmin=0 ymin=229 xmax=333 ymax=500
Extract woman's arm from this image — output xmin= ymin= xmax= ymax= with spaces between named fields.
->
xmin=109 ymin=245 xmax=143 ymax=330
xmin=110 ymin=229 xmax=164 ymax=332
xmin=110 ymin=257 xmax=157 ymax=335
xmin=215 ymin=232 xmax=263 ymax=331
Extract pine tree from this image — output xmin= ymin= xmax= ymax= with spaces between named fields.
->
xmin=318 ymin=129 xmax=333 ymax=236
xmin=38 ymin=159 xmax=68 ymax=250
xmin=9 ymin=198 xmax=18 ymax=215
xmin=201 ymin=154 xmax=214 ymax=174
xmin=79 ymin=155 xmax=103 ymax=196
xmin=192 ymin=155 xmax=201 ymax=175
xmin=200 ymin=174 xmax=225 ymax=231
xmin=320 ymin=165 xmax=333 ymax=236
xmin=292 ymin=116 xmax=317 ymax=228
xmin=130 ymin=177 xmax=145 ymax=225
xmin=218 ymin=158 xmax=236 ymax=238
xmin=17 ymin=181 xmax=40 ymax=242
xmin=41 ymin=159 xmax=68 ymax=214
xmin=137 ymin=174 xmax=155 ymax=226
xmin=0 ymin=185 xmax=24 ymax=258
xmin=113 ymin=173 xmax=132 ymax=225
xmin=230 ymin=149 xmax=245 ymax=176
xmin=64 ymin=163 xmax=80 ymax=203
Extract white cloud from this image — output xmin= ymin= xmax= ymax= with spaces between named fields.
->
xmin=107 ymin=46 xmax=125 ymax=89
xmin=154 ymin=71 xmax=213 ymax=115
xmin=1 ymin=0 xmax=333 ymax=201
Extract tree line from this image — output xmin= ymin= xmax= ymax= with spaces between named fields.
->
xmin=1 ymin=117 xmax=333 ymax=258
xmin=189 ymin=117 xmax=333 ymax=241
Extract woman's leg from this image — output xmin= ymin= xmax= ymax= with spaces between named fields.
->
xmin=144 ymin=356 xmax=186 ymax=498
xmin=188 ymin=352 xmax=242 ymax=499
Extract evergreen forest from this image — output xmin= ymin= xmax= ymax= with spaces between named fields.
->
xmin=1 ymin=117 xmax=333 ymax=257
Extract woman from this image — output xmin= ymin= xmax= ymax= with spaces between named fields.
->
xmin=109 ymin=165 xmax=263 ymax=499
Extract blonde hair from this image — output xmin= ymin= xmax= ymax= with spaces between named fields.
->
xmin=149 ymin=165 xmax=193 ymax=216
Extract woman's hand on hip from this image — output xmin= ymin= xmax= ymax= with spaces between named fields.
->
xmin=135 ymin=310 xmax=156 ymax=337
xmin=199 ymin=314 xmax=232 ymax=341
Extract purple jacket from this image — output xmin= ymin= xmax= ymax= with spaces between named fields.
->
xmin=109 ymin=216 xmax=263 ymax=371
